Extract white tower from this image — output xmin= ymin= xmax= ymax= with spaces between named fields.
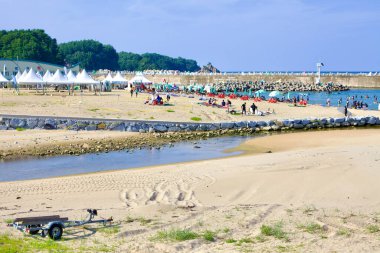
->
xmin=316 ymin=62 xmax=324 ymax=84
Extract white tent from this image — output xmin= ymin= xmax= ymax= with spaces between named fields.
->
xmin=112 ymin=72 xmax=128 ymax=83
xmin=128 ymin=73 xmax=152 ymax=85
xmin=43 ymin=70 xmax=53 ymax=82
xmin=0 ymin=72 xmax=9 ymax=82
xmin=103 ymin=73 xmax=113 ymax=82
xmin=67 ymin=70 xmax=76 ymax=82
xmin=18 ymin=68 xmax=43 ymax=84
xmin=48 ymin=69 xmax=69 ymax=84
xmin=15 ymin=71 xmax=21 ymax=81
xmin=17 ymin=69 xmax=28 ymax=83
xmin=74 ymin=69 xmax=99 ymax=84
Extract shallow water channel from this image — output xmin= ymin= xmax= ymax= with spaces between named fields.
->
xmin=0 ymin=136 xmax=253 ymax=182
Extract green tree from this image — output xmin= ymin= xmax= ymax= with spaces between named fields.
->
xmin=0 ymin=29 xmax=61 ymax=63
xmin=58 ymin=40 xmax=119 ymax=70
xmin=118 ymin=52 xmax=200 ymax=72
xmin=118 ymin=52 xmax=142 ymax=71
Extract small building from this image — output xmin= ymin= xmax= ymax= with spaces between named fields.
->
xmin=0 ymin=58 xmax=80 ymax=80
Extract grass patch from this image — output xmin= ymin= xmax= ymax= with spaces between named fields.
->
xmin=137 ymin=217 xmax=152 ymax=226
xmin=223 ymin=228 xmax=230 ymax=233
xmin=337 ymin=228 xmax=351 ymax=237
xmin=260 ymin=222 xmax=289 ymax=241
xmin=4 ymin=218 xmax=13 ymax=224
xmin=0 ymin=234 xmax=69 ymax=252
xmin=255 ymin=234 xmax=267 ymax=242
xmin=15 ymin=127 xmax=26 ymax=131
xmin=202 ymin=230 xmax=217 ymax=242
xmin=190 ymin=117 xmax=202 ymax=122
xmin=88 ymin=108 xmax=100 ymax=112
xmin=152 ymin=229 xmax=199 ymax=242
xmin=166 ymin=109 xmax=175 ymax=112
xmin=226 ymin=238 xmax=236 ymax=243
xmin=367 ymin=224 xmax=380 ymax=233
xmin=298 ymin=222 xmax=323 ymax=234
xmin=96 ymin=225 xmax=120 ymax=235
xmin=303 ymin=205 xmax=318 ymax=215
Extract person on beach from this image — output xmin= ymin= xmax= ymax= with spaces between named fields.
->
xmin=344 ymin=105 xmax=348 ymax=117
xmin=326 ymin=98 xmax=331 ymax=107
xmin=221 ymin=100 xmax=226 ymax=107
xmin=241 ymin=102 xmax=247 ymax=115
xmin=293 ymin=97 xmax=297 ymax=106
xmin=166 ymin=93 xmax=171 ymax=102
xmin=250 ymin=102 xmax=257 ymax=115
xmin=130 ymin=88 xmax=134 ymax=98
xmin=135 ymin=89 xmax=139 ymax=97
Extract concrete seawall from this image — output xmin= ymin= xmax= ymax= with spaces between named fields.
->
xmin=122 ymin=74 xmax=380 ymax=88
xmin=1 ymin=115 xmax=379 ymax=133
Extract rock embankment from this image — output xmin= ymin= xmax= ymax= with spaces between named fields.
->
xmin=0 ymin=115 xmax=379 ymax=160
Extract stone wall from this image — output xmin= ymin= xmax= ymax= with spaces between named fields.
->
xmin=1 ymin=115 xmax=379 ymax=133
xmin=122 ymin=74 xmax=380 ymax=88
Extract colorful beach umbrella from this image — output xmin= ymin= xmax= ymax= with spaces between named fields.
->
xmin=269 ymin=91 xmax=282 ymax=97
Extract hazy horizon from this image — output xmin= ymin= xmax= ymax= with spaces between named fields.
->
xmin=1 ymin=0 xmax=379 ymax=72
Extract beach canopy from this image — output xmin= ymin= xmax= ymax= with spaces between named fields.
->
xmin=255 ymin=89 xmax=265 ymax=95
xmin=15 ymin=71 xmax=21 ymax=81
xmin=268 ymin=90 xmax=282 ymax=97
xmin=74 ymin=69 xmax=99 ymax=84
xmin=67 ymin=70 xmax=76 ymax=82
xmin=48 ymin=69 xmax=69 ymax=84
xmin=0 ymin=72 xmax=9 ymax=82
xmin=112 ymin=72 xmax=128 ymax=83
xmin=42 ymin=70 xmax=53 ymax=82
xmin=128 ymin=73 xmax=152 ymax=85
xmin=18 ymin=68 xmax=43 ymax=84
xmin=17 ymin=70 xmax=28 ymax=83
xmin=103 ymin=73 xmax=113 ymax=82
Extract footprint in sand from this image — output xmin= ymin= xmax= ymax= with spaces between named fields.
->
xmin=124 ymin=180 xmax=202 ymax=208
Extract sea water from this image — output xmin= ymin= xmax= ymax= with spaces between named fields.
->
xmin=0 ymin=136 xmax=252 ymax=182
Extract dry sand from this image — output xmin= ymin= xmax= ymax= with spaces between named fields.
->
xmin=1 ymin=89 xmax=379 ymax=123
xmin=1 ymin=128 xmax=380 ymax=252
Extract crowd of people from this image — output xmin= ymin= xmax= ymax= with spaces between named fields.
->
xmin=187 ymin=80 xmax=349 ymax=93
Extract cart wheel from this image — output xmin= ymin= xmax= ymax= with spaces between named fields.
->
xmin=48 ymin=224 xmax=63 ymax=240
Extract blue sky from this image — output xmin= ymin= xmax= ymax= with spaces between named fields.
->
xmin=1 ymin=0 xmax=380 ymax=71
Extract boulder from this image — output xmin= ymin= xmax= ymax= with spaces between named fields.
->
xmin=153 ymin=125 xmax=168 ymax=132
xmin=220 ymin=122 xmax=235 ymax=129
xmin=26 ymin=118 xmax=38 ymax=129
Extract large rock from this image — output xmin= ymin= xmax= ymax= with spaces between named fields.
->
xmin=9 ymin=118 xmax=26 ymax=128
xmin=44 ymin=119 xmax=57 ymax=129
xmin=154 ymin=125 xmax=168 ymax=132
xmin=220 ymin=122 xmax=235 ymax=129
xmin=26 ymin=118 xmax=38 ymax=129
xmin=293 ymin=123 xmax=304 ymax=129
xmin=85 ymin=124 xmax=97 ymax=131
xmin=368 ymin=117 xmax=378 ymax=125
xmin=334 ymin=118 xmax=345 ymax=123
xmin=109 ymin=122 xmax=125 ymax=131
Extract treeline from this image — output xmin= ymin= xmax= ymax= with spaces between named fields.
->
xmin=0 ymin=29 xmax=200 ymax=72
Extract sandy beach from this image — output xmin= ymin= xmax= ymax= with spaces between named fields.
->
xmin=1 ymin=89 xmax=379 ymax=123
xmin=1 ymin=128 xmax=380 ymax=252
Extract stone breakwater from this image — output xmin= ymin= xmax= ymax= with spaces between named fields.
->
xmin=1 ymin=115 xmax=379 ymax=160
xmin=1 ymin=115 xmax=380 ymax=133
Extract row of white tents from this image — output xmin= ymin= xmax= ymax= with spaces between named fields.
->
xmin=0 ymin=68 xmax=153 ymax=86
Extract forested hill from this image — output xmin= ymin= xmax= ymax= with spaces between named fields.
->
xmin=0 ymin=29 xmax=200 ymax=72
